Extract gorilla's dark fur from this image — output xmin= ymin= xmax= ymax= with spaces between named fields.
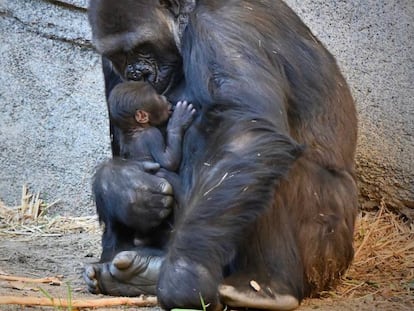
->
xmin=85 ymin=1 xmax=358 ymax=310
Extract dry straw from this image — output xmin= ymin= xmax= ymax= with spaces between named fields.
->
xmin=0 ymin=185 xmax=99 ymax=237
xmin=335 ymin=199 xmax=414 ymax=302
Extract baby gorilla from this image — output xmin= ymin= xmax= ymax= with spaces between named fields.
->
xmin=91 ymin=82 xmax=195 ymax=262
xmin=108 ymin=81 xmax=195 ymax=171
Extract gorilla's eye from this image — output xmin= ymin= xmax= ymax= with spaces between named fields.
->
xmin=138 ymin=52 xmax=151 ymax=59
xmin=132 ymin=43 xmax=154 ymax=60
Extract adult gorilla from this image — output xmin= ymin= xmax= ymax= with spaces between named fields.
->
xmin=84 ymin=0 xmax=358 ymax=310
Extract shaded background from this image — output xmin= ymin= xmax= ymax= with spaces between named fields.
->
xmin=0 ymin=0 xmax=413 ymax=216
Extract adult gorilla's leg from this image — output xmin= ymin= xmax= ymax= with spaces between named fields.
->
xmin=219 ymin=189 xmax=303 ymax=310
xmin=84 ymin=158 xmax=174 ymax=295
xmin=293 ymin=160 xmax=357 ymax=294
xmin=219 ymin=159 xmax=357 ymax=310
xmin=219 ymin=212 xmax=302 ymax=310
xmin=156 ymin=123 xmax=302 ymax=310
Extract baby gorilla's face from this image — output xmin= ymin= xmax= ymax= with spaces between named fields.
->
xmin=149 ymin=95 xmax=172 ymax=126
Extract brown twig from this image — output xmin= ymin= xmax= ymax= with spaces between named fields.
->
xmin=0 ymin=275 xmax=62 ymax=285
xmin=0 ymin=295 xmax=158 ymax=308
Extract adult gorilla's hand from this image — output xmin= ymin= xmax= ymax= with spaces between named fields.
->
xmin=93 ymin=158 xmax=175 ymax=233
xmin=134 ymin=160 xmax=175 ymax=210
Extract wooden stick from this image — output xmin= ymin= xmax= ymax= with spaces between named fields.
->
xmin=0 ymin=275 xmax=61 ymax=285
xmin=0 ymin=296 xmax=158 ymax=308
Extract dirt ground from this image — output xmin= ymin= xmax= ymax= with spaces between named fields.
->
xmin=0 ymin=213 xmax=413 ymax=311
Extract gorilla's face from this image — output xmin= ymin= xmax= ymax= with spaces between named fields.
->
xmin=105 ymin=43 xmax=182 ymax=94
xmin=88 ymin=0 xmax=183 ymax=94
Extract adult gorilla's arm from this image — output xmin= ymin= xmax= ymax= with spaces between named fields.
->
xmin=93 ymin=158 xmax=175 ymax=262
xmin=157 ymin=5 xmax=304 ymax=307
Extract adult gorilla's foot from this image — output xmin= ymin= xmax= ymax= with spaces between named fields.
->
xmin=219 ymin=283 xmax=299 ymax=311
xmin=83 ymin=251 xmax=163 ymax=296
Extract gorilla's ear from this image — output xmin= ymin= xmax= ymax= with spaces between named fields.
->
xmin=135 ymin=110 xmax=149 ymax=124
xmin=160 ymin=0 xmax=196 ymax=16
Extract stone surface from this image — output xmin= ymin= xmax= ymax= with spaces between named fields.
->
xmin=0 ymin=0 xmax=412 ymax=215
xmin=286 ymin=0 xmax=413 ymax=214
xmin=0 ymin=0 xmax=110 ymax=215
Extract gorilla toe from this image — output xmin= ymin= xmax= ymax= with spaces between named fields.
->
xmin=83 ymin=264 xmax=101 ymax=294
xmin=83 ymin=251 xmax=163 ymax=296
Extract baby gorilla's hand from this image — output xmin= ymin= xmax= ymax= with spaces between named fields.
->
xmin=169 ymin=101 xmax=196 ymax=132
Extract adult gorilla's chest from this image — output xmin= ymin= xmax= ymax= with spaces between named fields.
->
xmin=165 ymin=82 xmax=208 ymax=193
xmin=178 ymin=110 xmax=208 ymax=194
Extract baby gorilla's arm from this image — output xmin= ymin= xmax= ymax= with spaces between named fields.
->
xmin=150 ymin=101 xmax=195 ymax=171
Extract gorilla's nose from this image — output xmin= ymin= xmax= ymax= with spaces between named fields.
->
xmin=126 ymin=63 xmax=153 ymax=82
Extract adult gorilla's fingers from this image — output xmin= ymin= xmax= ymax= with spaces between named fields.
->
xmin=139 ymin=188 xmax=174 ymax=210
xmin=144 ymin=193 xmax=174 ymax=210
xmin=140 ymin=161 xmax=160 ymax=173
xmin=144 ymin=173 xmax=174 ymax=196
xmin=158 ymin=179 xmax=174 ymax=196
xmin=135 ymin=173 xmax=174 ymax=209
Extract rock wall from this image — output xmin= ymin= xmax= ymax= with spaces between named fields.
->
xmin=0 ymin=0 xmax=110 ymax=215
xmin=0 ymin=0 xmax=412 ymax=216
xmin=286 ymin=0 xmax=413 ymax=217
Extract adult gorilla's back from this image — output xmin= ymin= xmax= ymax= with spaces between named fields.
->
xmin=86 ymin=0 xmax=358 ymax=310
